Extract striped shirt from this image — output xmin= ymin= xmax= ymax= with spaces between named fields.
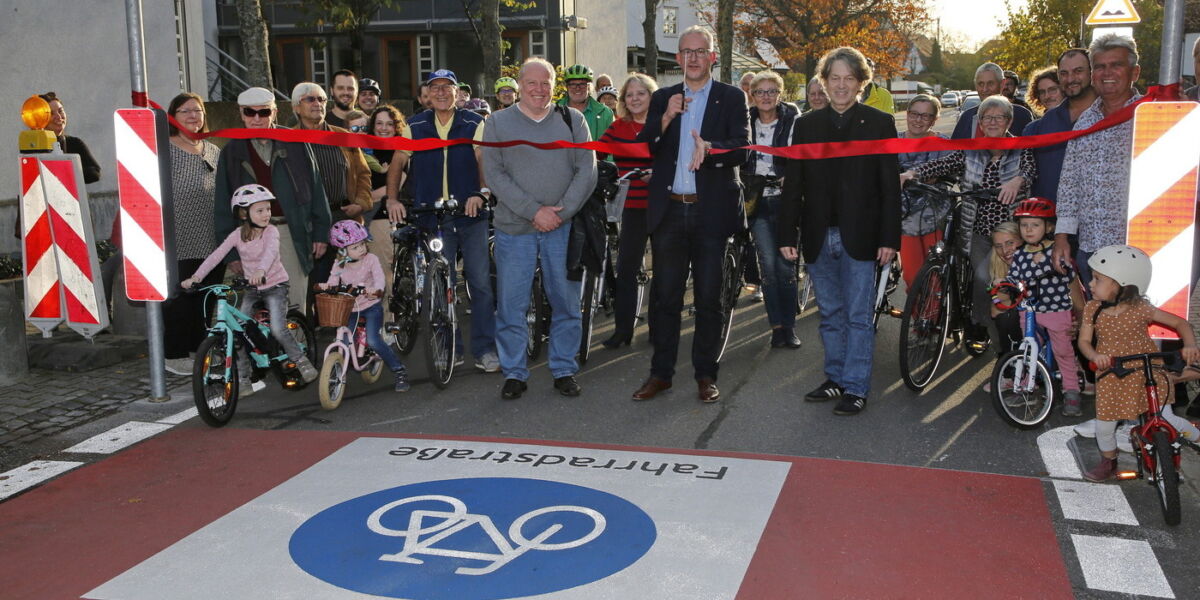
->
xmin=308 ymin=123 xmax=347 ymax=211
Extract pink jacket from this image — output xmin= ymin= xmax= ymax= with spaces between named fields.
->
xmin=193 ymin=225 xmax=289 ymax=290
xmin=324 ymin=252 xmax=385 ymax=311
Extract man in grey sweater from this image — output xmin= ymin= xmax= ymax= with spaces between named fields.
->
xmin=482 ymin=57 xmax=598 ymax=400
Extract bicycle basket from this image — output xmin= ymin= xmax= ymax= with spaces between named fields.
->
xmin=315 ymin=293 xmax=355 ymax=328
xmin=607 ymin=180 xmax=630 ymax=223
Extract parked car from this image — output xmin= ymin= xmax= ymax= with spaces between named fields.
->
xmin=940 ymin=92 xmax=960 ymax=107
xmin=961 ymin=93 xmax=980 ymax=112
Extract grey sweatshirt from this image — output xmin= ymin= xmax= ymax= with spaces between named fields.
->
xmin=482 ymin=104 xmax=598 ymax=236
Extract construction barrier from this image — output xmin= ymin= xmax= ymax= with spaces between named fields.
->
xmin=114 ymin=108 xmax=174 ymax=302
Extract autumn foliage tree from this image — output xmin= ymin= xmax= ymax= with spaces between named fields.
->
xmin=737 ymin=0 xmax=930 ymax=79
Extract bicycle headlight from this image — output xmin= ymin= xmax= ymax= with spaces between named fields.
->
xmin=429 ymin=237 xmax=444 ymax=253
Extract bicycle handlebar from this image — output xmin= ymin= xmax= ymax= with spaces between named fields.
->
xmin=184 ymin=276 xmax=253 ymax=294
xmin=1091 ymin=351 xmax=1197 ymax=380
xmin=316 ymin=283 xmax=367 ymax=297
xmin=904 ymin=181 xmax=1000 ymax=201
xmin=617 ymin=168 xmax=651 ymax=183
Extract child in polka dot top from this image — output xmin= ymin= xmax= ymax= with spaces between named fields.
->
xmin=1000 ymin=198 xmax=1084 ymax=415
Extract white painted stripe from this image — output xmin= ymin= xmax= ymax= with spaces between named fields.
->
xmin=20 ymin=176 xmax=46 ymax=236
xmin=1052 ymin=480 xmax=1138 ymax=525
xmin=62 ymin=421 xmax=173 ymax=454
xmin=25 ymin=253 xmax=59 ymax=305
xmin=1037 ymin=425 xmax=1082 ymax=479
xmin=113 ymin=113 xmax=163 ymax=203
xmin=38 ymin=162 xmax=88 ymax=241
xmin=1145 ymin=226 xmax=1194 ymax=305
xmin=1128 ymin=106 xmax=1200 ymax=218
xmin=118 ymin=208 xmax=169 ymax=298
xmin=1072 ymin=534 xmax=1174 ymax=598
xmin=0 ymin=460 xmax=84 ymax=501
xmin=158 ymin=408 xmax=198 ymax=425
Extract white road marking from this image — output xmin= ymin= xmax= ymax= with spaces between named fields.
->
xmin=62 ymin=421 xmax=173 ymax=454
xmin=1037 ymin=425 xmax=1082 ymax=479
xmin=0 ymin=460 xmax=84 ymax=500
xmin=1052 ymin=480 xmax=1138 ymax=525
xmin=1071 ymin=534 xmax=1175 ymax=598
xmin=158 ymin=408 xmax=198 ymax=425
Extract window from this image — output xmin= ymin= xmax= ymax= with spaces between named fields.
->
xmin=530 ymin=30 xmax=546 ymax=58
xmin=417 ymin=34 xmax=433 ymax=80
xmin=662 ymin=7 xmax=677 ymax=36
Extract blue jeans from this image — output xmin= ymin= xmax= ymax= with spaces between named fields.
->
xmin=239 ymin=283 xmax=305 ymax=361
xmin=494 ymin=226 xmax=581 ymax=381
xmin=348 ymin=303 xmax=404 ymax=373
xmin=750 ymin=197 xmax=797 ymax=329
xmin=808 ymin=228 xmax=878 ymax=397
xmin=439 ymin=217 xmax=496 ymax=359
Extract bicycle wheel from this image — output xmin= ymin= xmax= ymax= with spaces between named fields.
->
xmin=192 ymin=335 xmax=238 ymax=427
xmin=286 ymin=309 xmax=318 ymax=366
xmin=526 ymin=269 xmax=546 ymax=360
xmin=318 ymin=349 xmax=348 ymax=410
xmin=361 ymin=355 xmax=385 ymax=383
xmin=871 ymin=261 xmax=890 ymax=330
xmin=425 ymin=261 xmax=456 ymax=389
xmin=795 ymin=258 xmax=814 ymax=314
xmin=899 ymin=261 xmax=952 ymax=391
xmin=389 ymin=249 xmax=420 ymax=355
xmin=1151 ymin=429 xmax=1181 ymax=525
xmin=578 ymin=268 xmax=601 ymax=366
xmin=635 ymin=250 xmax=650 ymax=325
xmin=716 ymin=240 xmax=741 ymax=362
xmin=990 ymin=351 xmax=1055 ymax=428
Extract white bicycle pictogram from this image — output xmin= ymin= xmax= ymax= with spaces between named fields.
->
xmin=366 ymin=494 xmax=607 ymax=575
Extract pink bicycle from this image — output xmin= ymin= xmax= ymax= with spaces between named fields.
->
xmin=316 ymin=286 xmax=386 ymax=410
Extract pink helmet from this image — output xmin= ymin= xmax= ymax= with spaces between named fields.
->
xmin=329 ymin=220 xmax=369 ymax=248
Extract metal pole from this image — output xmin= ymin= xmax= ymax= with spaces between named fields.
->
xmin=124 ymin=0 xmax=168 ymax=402
xmin=1159 ymin=0 xmax=1185 ymax=87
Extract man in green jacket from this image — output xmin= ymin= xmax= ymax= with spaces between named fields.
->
xmin=557 ymin=64 xmax=614 ymax=141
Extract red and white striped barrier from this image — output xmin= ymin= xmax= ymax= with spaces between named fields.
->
xmin=1127 ymin=102 xmax=1200 ymax=339
xmin=18 ymin=154 xmax=109 ymax=338
xmin=114 ymin=108 xmax=169 ymax=302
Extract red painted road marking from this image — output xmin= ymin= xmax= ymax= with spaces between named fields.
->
xmin=0 ymin=428 xmax=1073 ymax=599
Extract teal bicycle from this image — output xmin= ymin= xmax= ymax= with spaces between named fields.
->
xmin=189 ymin=278 xmax=317 ymax=427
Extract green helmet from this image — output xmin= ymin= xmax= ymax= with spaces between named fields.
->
xmin=562 ymin=64 xmax=594 ymax=82
xmin=494 ymin=77 xmax=519 ymax=93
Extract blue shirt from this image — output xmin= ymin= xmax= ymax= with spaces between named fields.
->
xmin=672 ymin=78 xmax=713 ymax=195
xmin=1022 ymin=103 xmax=1075 ymax=201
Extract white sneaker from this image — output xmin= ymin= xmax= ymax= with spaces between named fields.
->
xmin=1073 ymin=419 xmax=1097 ymax=438
xmin=1116 ymin=422 xmax=1134 ymax=453
xmin=164 ymin=357 xmax=193 ymax=376
xmin=474 ymin=351 xmax=500 ymax=373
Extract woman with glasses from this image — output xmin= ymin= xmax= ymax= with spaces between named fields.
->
xmin=161 ymin=93 xmax=223 ymax=374
xmin=363 ymin=104 xmax=408 ymax=294
xmin=743 ymin=71 xmax=802 ymax=349
xmin=895 ymin=93 xmax=951 ymax=289
xmin=900 ymin=95 xmax=1037 ymax=347
xmin=1025 ymin=66 xmax=1064 ymax=116
xmin=804 ymin=79 xmax=829 ymax=112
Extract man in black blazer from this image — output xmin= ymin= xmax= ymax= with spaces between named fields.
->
xmin=631 ymin=25 xmax=749 ymax=403
xmin=777 ymin=47 xmax=901 ymax=416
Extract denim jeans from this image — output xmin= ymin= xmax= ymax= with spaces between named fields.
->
xmin=808 ymin=228 xmax=878 ymax=397
xmin=749 ymin=196 xmax=797 ymax=329
xmin=494 ymin=226 xmax=581 ymax=381
xmin=349 ymin=303 xmax=404 ymax=373
xmin=238 ymin=283 xmax=305 ymax=373
xmin=439 ymin=217 xmax=496 ymax=359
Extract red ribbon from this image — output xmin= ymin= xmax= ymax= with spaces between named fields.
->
xmin=156 ymin=84 xmax=1179 ymax=161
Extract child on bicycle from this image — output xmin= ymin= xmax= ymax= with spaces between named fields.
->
xmin=1077 ymin=245 xmax=1200 ymax=482
xmin=999 ymin=198 xmax=1084 ymax=415
xmin=316 ymin=220 xmax=410 ymax=392
xmin=181 ymin=184 xmax=318 ymax=394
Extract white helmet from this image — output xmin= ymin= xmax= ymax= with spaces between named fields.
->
xmin=1087 ymin=245 xmax=1151 ymax=295
xmin=231 ymin=184 xmax=274 ymax=212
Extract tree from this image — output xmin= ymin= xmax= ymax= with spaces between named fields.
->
xmin=235 ymin=0 xmax=273 ymax=90
xmin=643 ymin=0 xmax=663 ymax=78
xmin=296 ymin=0 xmax=409 ymax=76
xmin=717 ymin=0 xmax=735 ymax=83
xmin=737 ymin=0 xmax=930 ymax=79
xmin=462 ymin=0 xmax=535 ymax=96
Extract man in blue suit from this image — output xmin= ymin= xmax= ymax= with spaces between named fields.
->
xmin=631 ymin=25 xmax=750 ymax=403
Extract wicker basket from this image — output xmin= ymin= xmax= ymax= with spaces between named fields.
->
xmin=315 ymin=292 xmax=355 ymax=328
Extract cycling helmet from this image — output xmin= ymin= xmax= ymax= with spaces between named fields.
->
xmin=1013 ymin=197 xmax=1056 ymax=219
xmin=1087 ymin=245 xmax=1151 ymax=295
xmin=359 ymin=78 xmax=381 ymax=95
xmin=230 ymin=184 xmax=275 ymax=212
xmin=329 ymin=219 xmax=369 ymax=248
xmin=464 ymin=98 xmax=491 ymax=112
xmin=494 ymin=77 xmax=519 ymax=93
xmin=596 ymin=85 xmax=618 ymax=100
xmin=563 ymin=64 xmax=594 ymax=82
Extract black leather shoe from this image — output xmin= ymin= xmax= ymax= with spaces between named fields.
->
xmin=779 ymin=328 xmax=802 ymax=349
xmin=554 ymin=376 xmax=582 ymax=396
xmin=602 ymin=332 xmax=632 ymax=349
xmin=501 ymin=378 xmax=527 ymax=400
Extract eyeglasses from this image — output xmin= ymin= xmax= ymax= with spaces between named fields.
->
xmin=751 ymin=89 xmax=780 ymax=97
xmin=678 ymin=48 xmax=711 ymax=59
xmin=176 ymin=108 xmax=204 ymax=115
xmin=1036 ymin=86 xmax=1061 ymax=98
xmin=242 ymin=107 xmax=272 ymax=118
xmin=566 ymin=81 xmax=590 ymax=88
xmin=300 ymin=95 xmax=326 ymax=104
xmin=980 ymin=114 xmax=1009 ymax=123
xmin=429 ymin=84 xmax=456 ymax=94
xmin=907 ymin=111 xmax=936 ymax=121
xmin=349 ymin=125 xmax=366 ymax=133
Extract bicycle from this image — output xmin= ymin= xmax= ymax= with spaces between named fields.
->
xmin=1098 ymin=351 xmax=1200 ymax=526
xmin=315 ymin=285 xmax=388 ymax=410
xmin=988 ymin=281 xmax=1058 ymax=428
xmin=872 ymin=254 xmax=903 ymax=329
xmin=189 ymin=278 xmax=317 ymax=427
xmin=716 ymin=229 xmax=750 ymax=362
xmin=898 ymin=182 xmax=999 ymax=392
xmin=389 ymin=197 xmax=461 ymax=389
xmin=794 ymin=257 xmax=814 ymax=314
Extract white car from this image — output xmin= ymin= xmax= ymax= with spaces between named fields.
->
xmin=940 ymin=92 xmax=959 ymax=107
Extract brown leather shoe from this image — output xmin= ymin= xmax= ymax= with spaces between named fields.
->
xmin=632 ymin=377 xmax=672 ymax=401
xmin=698 ymin=378 xmax=720 ymax=403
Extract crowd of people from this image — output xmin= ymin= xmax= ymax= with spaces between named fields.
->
xmin=45 ymin=25 xmax=1200 ymax=481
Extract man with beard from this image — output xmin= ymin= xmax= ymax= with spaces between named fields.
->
xmin=325 ymin=69 xmax=358 ymax=128
xmin=1022 ymin=48 xmax=1096 ymax=201
xmin=1002 ymin=70 xmax=1031 ymax=110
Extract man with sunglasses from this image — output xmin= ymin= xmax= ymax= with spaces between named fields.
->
xmin=213 ymin=86 xmax=332 ymax=312
xmin=558 ymin=64 xmax=613 ymax=142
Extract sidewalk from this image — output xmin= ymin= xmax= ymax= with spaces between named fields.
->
xmin=0 ymin=332 xmax=187 ymax=450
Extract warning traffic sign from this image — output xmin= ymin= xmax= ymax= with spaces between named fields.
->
xmin=1086 ymin=0 xmax=1141 ymax=25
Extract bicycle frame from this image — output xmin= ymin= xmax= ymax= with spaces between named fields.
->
xmin=1011 ymin=301 xmax=1056 ymax=393
xmin=323 ymin=317 xmax=380 ymax=375
xmin=204 ymin=287 xmax=294 ymax=372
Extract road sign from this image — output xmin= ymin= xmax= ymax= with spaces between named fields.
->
xmin=1127 ymin=102 xmax=1200 ymax=339
xmin=1086 ymin=0 xmax=1141 ymax=25
xmin=114 ymin=108 xmax=174 ymax=302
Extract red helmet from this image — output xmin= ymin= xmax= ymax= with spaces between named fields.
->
xmin=1013 ymin=197 xmax=1055 ymax=219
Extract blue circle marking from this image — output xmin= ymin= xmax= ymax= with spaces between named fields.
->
xmin=289 ymin=477 xmax=657 ymax=599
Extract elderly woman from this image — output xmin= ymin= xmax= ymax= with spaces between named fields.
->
xmin=161 ymin=92 xmax=222 ymax=375
xmin=742 ymin=71 xmax=802 ymax=349
xmin=896 ymin=93 xmax=951 ymax=289
xmin=599 ymin=73 xmax=658 ymax=348
xmin=901 ymin=95 xmax=1037 ymax=348
xmin=1026 ymin=66 xmax=1064 ymax=116
xmin=804 ymin=79 xmax=829 ymax=112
